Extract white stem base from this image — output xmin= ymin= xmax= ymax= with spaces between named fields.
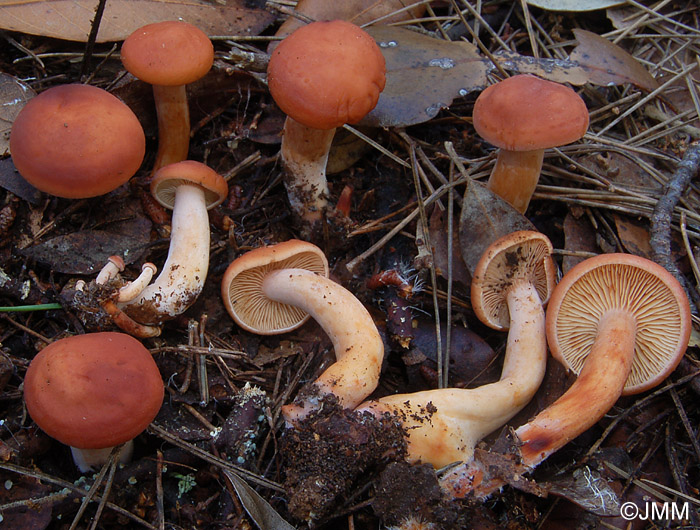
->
xmin=120 ymin=184 xmax=210 ymax=324
xmin=281 ymin=117 xmax=334 ymax=224
xmin=71 ymin=440 xmax=134 ymax=473
xmin=358 ymin=281 xmax=546 ymax=468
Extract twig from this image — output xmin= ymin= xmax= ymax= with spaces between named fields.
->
xmin=650 ymin=141 xmax=700 ymax=311
xmin=80 ymin=0 xmax=108 ymax=80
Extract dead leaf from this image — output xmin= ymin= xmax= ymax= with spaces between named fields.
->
xmin=459 ymin=179 xmax=536 ymax=275
xmin=527 ymin=0 xmax=625 ymax=11
xmin=613 ymin=214 xmax=652 ymax=258
xmin=326 ymin=126 xmax=375 ymax=175
xmin=546 ymin=465 xmax=621 ymax=516
xmin=0 ymin=158 xmax=42 ymax=204
xmin=429 ymin=206 xmax=471 ymax=287
xmin=0 ymin=0 xmax=275 ymax=43
xmin=269 ymin=0 xmax=427 ymax=52
xmin=362 ymin=26 xmax=489 ymax=127
xmin=493 ymin=50 xmax=591 ymax=85
xmin=578 ymin=152 xmax=662 ymax=191
xmin=19 ymin=215 xmax=152 ymax=274
xmin=569 ymin=29 xmax=659 ymax=91
xmin=562 ymin=211 xmax=598 ymax=273
xmin=223 ymin=469 xmax=296 ymax=530
xmin=0 ymin=73 xmax=35 ymax=157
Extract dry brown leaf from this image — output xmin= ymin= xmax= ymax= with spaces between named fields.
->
xmin=562 ymin=210 xmax=598 ymax=273
xmin=0 ymin=73 xmax=34 ymax=157
xmin=0 ymin=0 xmax=275 ymax=42
xmin=270 ymin=0 xmax=427 ymax=48
xmin=493 ymin=50 xmax=590 ymax=85
xmin=362 ymin=26 xmax=489 ymax=128
xmin=570 ymin=28 xmax=659 ymax=91
xmin=613 ymin=214 xmax=652 ymax=258
xmin=459 ymin=179 xmax=535 ymax=275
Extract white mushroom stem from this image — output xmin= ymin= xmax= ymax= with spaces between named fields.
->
xmin=359 ymin=280 xmax=546 ymax=468
xmin=487 ymin=148 xmax=544 ymax=214
xmin=116 ymin=263 xmax=157 ymax=303
xmin=281 ymin=117 xmax=334 ymax=224
xmin=259 ymin=268 xmax=383 ymax=424
xmin=152 ymin=84 xmax=190 ymax=173
xmin=119 ymin=184 xmax=210 ymax=323
xmin=70 ymin=441 xmax=134 ymax=473
xmin=515 ymin=308 xmax=637 ymax=468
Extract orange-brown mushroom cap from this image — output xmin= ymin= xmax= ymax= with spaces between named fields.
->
xmin=473 ymin=74 xmax=589 ymax=152
xmin=151 ymin=160 xmax=228 ymax=210
xmin=546 ymin=253 xmax=691 ymax=394
xmin=471 ymin=231 xmax=556 ymax=331
xmin=221 ymin=240 xmax=329 ymax=334
xmin=121 ymin=21 xmax=214 ymax=86
xmin=9 ymin=84 xmax=145 ymax=198
xmin=267 ymin=20 xmax=386 ymax=130
xmin=23 ymin=332 xmax=164 ymax=449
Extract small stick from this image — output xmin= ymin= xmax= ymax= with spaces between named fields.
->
xmin=650 ymin=141 xmax=700 ymax=311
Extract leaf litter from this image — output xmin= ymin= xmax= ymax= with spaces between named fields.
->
xmin=0 ymin=0 xmax=698 ymax=529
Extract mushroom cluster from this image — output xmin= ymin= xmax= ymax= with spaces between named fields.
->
xmin=442 ymin=252 xmax=692 ymax=498
xmin=96 ymin=160 xmax=228 ymax=336
xmin=358 ymin=231 xmax=555 ymax=468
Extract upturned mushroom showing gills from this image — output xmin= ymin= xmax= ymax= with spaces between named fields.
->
xmin=10 ymin=84 xmax=145 ymax=198
xmin=357 ymin=231 xmax=555 ymax=468
xmin=267 ymin=20 xmax=386 ymax=230
xmin=516 ymin=253 xmax=691 ymax=467
xmin=221 ymin=240 xmax=384 ymax=424
xmin=442 ymin=253 xmax=692 ymax=499
xmin=473 ymin=74 xmax=589 ymax=213
xmin=23 ymin=332 xmax=164 ymax=472
xmin=121 ymin=21 xmax=214 ymax=174
xmin=97 ymin=161 xmax=227 ymax=333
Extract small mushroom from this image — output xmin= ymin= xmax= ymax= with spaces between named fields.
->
xmin=358 ymin=231 xmax=555 ymax=467
xmin=10 ymin=84 xmax=145 ymax=198
xmin=221 ymin=240 xmax=384 ymax=423
xmin=267 ymin=20 xmax=386 ymax=229
xmin=23 ymin=332 xmax=164 ymax=472
xmin=473 ymin=74 xmax=589 ymax=213
xmin=112 ymin=160 xmax=228 ymax=328
xmin=442 ymin=253 xmax=692 ymax=498
xmin=121 ymin=21 xmax=214 ymax=174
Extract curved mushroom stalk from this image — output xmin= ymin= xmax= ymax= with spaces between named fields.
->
xmin=119 ymin=184 xmax=210 ymax=324
xmin=515 ymin=309 xmax=636 ymax=467
xmin=358 ymin=280 xmax=546 ymax=468
xmin=281 ymin=117 xmax=334 ymax=224
xmin=260 ymin=269 xmax=384 ymax=424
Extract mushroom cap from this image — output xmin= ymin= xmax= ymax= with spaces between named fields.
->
xmin=151 ymin=160 xmax=228 ymax=210
xmin=221 ymin=240 xmax=329 ymax=334
xmin=121 ymin=21 xmax=214 ymax=86
xmin=9 ymin=84 xmax=145 ymax=198
xmin=546 ymin=253 xmax=691 ymax=395
xmin=267 ymin=20 xmax=386 ymax=130
xmin=23 ymin=332 xmax=164 ymax=449
xmin=473 ymin=74 xmax=589 ymax=151
xmin=471 ymin=230 xmax=556 ymax=330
